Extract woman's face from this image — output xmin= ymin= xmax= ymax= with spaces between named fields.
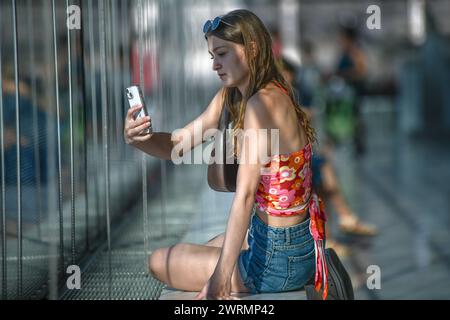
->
xmin=207 ymin=35 xmax=250 ymax=89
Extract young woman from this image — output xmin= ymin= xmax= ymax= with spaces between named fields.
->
xmin=124 ymin=9 xmax=350 ymax=300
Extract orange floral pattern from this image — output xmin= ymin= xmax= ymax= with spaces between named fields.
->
xmin=255 ymin=143 xmax=313 ymax=215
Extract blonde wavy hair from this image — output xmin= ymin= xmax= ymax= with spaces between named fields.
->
xmin=204 ymin=9 xmax=316 ymax=155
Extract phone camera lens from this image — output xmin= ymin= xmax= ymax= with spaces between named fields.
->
xmin=126 ymin=89 xmax=133 ymax=100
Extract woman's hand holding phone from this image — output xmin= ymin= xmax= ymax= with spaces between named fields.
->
xmin=124 ymin=105 xmax=153 ymax=145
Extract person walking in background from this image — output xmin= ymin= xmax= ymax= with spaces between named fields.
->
xmin=335 ymin=26 xmax=368 ymax=157
xmin=279 ymin=56 xmax=377 ymax=257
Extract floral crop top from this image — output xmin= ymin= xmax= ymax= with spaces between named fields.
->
xmin=255 ymin=142 xmax=313 ymax=216
xmin=254 ymin=141 xmax=329 ymax=299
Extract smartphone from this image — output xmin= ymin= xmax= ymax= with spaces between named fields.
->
xmin=125 ymin=85 xmax=153 ymax=135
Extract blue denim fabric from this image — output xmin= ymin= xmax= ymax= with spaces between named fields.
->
xmin=238 ymin=209 xmax=316 ymax=294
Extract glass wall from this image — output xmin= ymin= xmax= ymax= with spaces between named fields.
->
xmin=0 ymin=0 xmax=245 ymax=299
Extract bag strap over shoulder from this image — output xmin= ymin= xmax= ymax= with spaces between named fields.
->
xmin=219 ymin=104 xmax=230 ymax=130
xmin=207 ymin=105 xmax=239 ymax=192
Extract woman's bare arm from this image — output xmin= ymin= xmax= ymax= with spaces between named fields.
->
xmin=124 ymin=88 xmax=224 ymax=160
xmin=213 ymin=94 xmax=269 ymax=279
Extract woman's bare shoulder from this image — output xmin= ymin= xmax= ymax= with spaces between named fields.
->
xmin=245 ymin=90 xmax=275 ymax=128
xmin=248 ymin=84 xmax=292 ymax=122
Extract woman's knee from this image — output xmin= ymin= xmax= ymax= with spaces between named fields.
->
xmin=148 ymin=247 xmax=168 ymax=280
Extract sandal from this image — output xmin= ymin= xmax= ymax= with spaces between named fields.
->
xmin=339 ymin=214 xmax=378 ymax=237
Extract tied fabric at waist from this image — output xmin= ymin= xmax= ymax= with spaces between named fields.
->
xmin=308 ymin=193 xmax=328 ymax=300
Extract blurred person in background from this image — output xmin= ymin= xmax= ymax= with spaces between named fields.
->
xmin=334 ymin=25 xmax=368 ymax=157
xmin=279 ymin=55 xmax=377 ymax=257
xmin=1 ymin=63 xmax=47 ymax=237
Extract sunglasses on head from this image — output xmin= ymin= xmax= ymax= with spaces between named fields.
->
xmin=203 ymin=16 xmax=233 ymax=34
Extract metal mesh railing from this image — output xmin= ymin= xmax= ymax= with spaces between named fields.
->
xmin=0 ymin=0 xmax=230 ymax=300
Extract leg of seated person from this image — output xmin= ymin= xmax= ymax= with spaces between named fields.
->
xmin=321 ymin=161 xmax=353 ymax=218
xmin=148 ymin=243 xmax=250 ymax=293
xmin=321 ymin=162 xmax=377 ymax=236
xmin=204 ymin=232 xmax=249 ymax=250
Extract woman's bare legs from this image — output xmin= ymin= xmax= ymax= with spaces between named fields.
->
xmin=204 ymin=232 xmax=249 ymax=250
xmin=148 ymin=233 xmax=250 ymax=293
xmin=321 ymin=161 xmax=377 ymax=236
xmin=321 ymin=162 xmax=354 ymax=219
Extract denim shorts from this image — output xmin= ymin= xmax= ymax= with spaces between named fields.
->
xmin=238 ymin=209 xmax=316 ymax=294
